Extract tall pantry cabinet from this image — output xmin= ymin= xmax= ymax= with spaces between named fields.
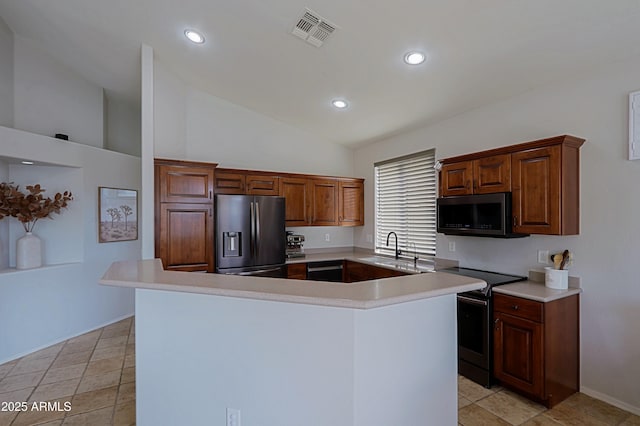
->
xmin=155 ymin=159 xmax=217 ymax=272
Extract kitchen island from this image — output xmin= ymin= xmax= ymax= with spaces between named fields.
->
xmin=101 ymin=259 xmax=485 ymax=426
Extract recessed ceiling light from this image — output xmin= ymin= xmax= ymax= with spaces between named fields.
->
xmin=184 ymin=29 xmax=205 ymax=44
xmin=404 ymin=51 xmax=426 ymax=65
xmin=332 ymin=99 xmax=348 ymax=109
xmin=21 ymin=161 xmax=34 ymax=165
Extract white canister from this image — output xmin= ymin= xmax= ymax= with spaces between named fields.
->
xmin=16 ymin=232 xmax=42 ymax=269
xmin=545 ymin=267 xmax=568 ymax=290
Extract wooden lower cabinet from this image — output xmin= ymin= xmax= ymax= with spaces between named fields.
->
xmin=287 ymin=263 xmax=307 ymax=280
xmin=158 ymin=203 xmax=214 ymax=272
xmin=343 ymin=260 xmax=408 ymax=283
xmin=493 ymin=293 xmax=579 ymax=407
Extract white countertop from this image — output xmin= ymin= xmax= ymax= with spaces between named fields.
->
xmin=100 ymin=258 xmax=486 ymax=309
xmin=493 ymin=280 xmax=581 ymax=302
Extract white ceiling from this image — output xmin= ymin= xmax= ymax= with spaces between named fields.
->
xmin=2 ymin=0 xmax=640 ymax=147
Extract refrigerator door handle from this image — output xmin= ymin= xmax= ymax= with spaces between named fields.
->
xmin=250 ymin=201 xmax=255 ymax=257
xmin=255 ymin=201 xmax=260 ymax=258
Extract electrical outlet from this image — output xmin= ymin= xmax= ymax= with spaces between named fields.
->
xmin=448 ymin=241 xmax=456 ymax=252
xmin=226 ymin=408 xmax=241 ymax=426
xmin=325 ymin=233 xmax=330 ymax=242
xmin=537 ymin=250 xmax=549 ymax=264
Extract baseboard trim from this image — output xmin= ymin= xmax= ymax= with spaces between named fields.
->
xmin=580 ymin=385 xmax=640 ymax=416
xmin=0 ymin=312 xmax=134 ymax=365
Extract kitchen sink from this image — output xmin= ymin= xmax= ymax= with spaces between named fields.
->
xmin=356 ymin=256 xmax=434 ymax=273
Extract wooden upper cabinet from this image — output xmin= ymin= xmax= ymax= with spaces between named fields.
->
xmin=214 ymin=168 xmax=280 ymax=196
xmin=440 ymin=154 xmax=510 ymax=196
xmin=246 ymin=175 xmax=279 ymax=196
xmin=338 ymin=179 xmax=364 ymax=226
xmin=440 ymin=162 xmax=473 ymax=196
xmin=309 ymin=179 xmax=339 ymax=225
xmin=214 ymin=170 xmax=246 ymax=194
xmin=280 ymin=177 xmax=310 ymax=226
xmin=158 ymin=164 xmax=214 ymax=203
xmin=474 ymin=154 xmax=511 ymax=194
xmin=439 ymin=135 xmax=584 ymax=235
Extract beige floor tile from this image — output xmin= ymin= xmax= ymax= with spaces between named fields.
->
xmin=76 ymin=370 xmax=121 ymax=394
xmin=36 ymin=420 xmax=63 ymax=426
xmin=113 ymin=400 xmax=136 ymax=426
xmin=84 ymin=356 xmax=124 ymax=377
xmin=51 ymin=350 xmax=92 ymax=369
xmin=11 ymin=398 xmax=67 ymax=426
xmin=476 ymin=390 xmax=546 ymax=425
xmin=29 ymin=378 xmax=80 ymax=402
xmin=543 ymin=403 xmax=610 ymax=426
xmin=0 ymin=371 xmax=45 ymax=393
xmin=120 ymin=367 xmax=135 ymax=384
xmin=69 ymin=386 xmax=117 ymax=415
xmin=117 ymin=382 xmax=135 ymax=405
xmin=62 ymin=406 xmax=113 ymax=426
xmin=0 ymin=387 xmax=33 ymax=425
xmin=90 ymin=346 xmax=126 ymax=362
xmin=41 ymin=364 xmax=87 ymax=385
xmin=125 ymin=343 xmax=135 ymax=356
xmin=59 ymin=340 xmax=96 ymax=356
xmin=67 ymin=330 xmax=101 ymax=345
xmin=458 ymin=396 xmax=473 ymax=409
xmin=0 ymin=361 xmax=18 ymax=380
xmin=123 ymin=354 xmax=135 ymax=369
xmin=621 ymin=414 xmax=640 ymax=425
xmin=558 ymin=393 xmax=631 ymax=425
xmin=458 ymin=403 xmax=511 ymax=426
xmin=457 ymin=376 xmax=497 ymax=402
xmin=8 ymin=356 xmax=56 ymax=376
xmin=21 ymin=343 xmax=65 ymax=362
xmin=100 ymin=327 xmax=130 ymax=339
xmin=95 ymin=335 xmax=128 ymax=350
xmin=521 ymin=414 xmax=564 ymax=425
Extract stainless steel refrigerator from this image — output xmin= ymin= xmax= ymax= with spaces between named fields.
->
xmin=215 ymin=194 xmax=286 ymax=277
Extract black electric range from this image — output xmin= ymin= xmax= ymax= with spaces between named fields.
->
xmin=442 ymin=267 xmax=527 ymax=388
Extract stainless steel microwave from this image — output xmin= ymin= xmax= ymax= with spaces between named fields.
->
xmin=436 ymin=192 xmax=529 ymax=238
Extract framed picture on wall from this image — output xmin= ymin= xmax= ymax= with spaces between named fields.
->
xmin=98 ymin=187 xmax=138 ymax=243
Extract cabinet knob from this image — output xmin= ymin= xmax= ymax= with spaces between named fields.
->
xmin=513 ymin=216 xmax=518 ymax=226
xmin=511 ymin=305 xmax=519 ymax=311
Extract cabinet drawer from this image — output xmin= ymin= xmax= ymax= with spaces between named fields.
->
xmin=494 ymin=294 xmax=543 ymax=323
xmin=287 ymin=263 xmax=307 ymax=280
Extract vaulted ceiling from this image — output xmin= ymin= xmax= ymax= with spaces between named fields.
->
xmin=2 ymin=0 xmax=640 ymax=147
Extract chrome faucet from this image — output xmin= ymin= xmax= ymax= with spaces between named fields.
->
xmin=386 ymin=231 xmax=401 ymax=259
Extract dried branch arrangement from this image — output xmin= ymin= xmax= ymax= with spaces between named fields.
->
xmin=0 ymin=182 xmax=73 ymax=232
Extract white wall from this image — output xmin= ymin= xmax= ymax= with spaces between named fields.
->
xmin=105 ymin=96 xmax=141 ymax=157
xmin=153 ymin=59 xmax=358 ymax=248
xmin=0 ymin=17 xmax=13 ymax=127
xmin=354 ymin=57 xmax=640 ymax=413
xmin=0 ymin=126 xmax=140 ymax=363
xmin=12 ymin=35 xmax=104 ymax=147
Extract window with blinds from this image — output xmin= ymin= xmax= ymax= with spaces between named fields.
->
xmin=374 ymin=149 xmax=437 ymax=258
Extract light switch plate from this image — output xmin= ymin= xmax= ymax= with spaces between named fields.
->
xmin=537 ymin=250 xmax=549 ymax=264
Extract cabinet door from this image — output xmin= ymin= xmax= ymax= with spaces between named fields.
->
xmin=440 ymin=161 xmax=473 ymax=196
xmin=512 ymin=146 xmax=561 ymax=234
xmin=246 ymin=175 xmax=280 ymax=196
xmin=214 ymin=170 xmax=246 ymax=195
xmin=309 ymin=179 xmax=339 ymax=225
xmin=473 ymin=154 xmax=511 ymax=194
xmin=158 ymin=203 xmax=214 ymax=272
xmin=338 ymin=180 xmax=364 ymax=226
xmin=287 ymin=263 xmax=307 ymax=280
xmin=494 ymin=312 xmax=544 ymax=399
xmin=280 ymin=177 xmax=310 ymax=226
xmin=158 ymin=165 xmax=214 ymax=203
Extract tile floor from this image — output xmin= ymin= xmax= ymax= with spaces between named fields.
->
xmin=1 ymin=316 xmax=639 ymax=426
xmin=0 ymin=317 xmax=135 ymax=426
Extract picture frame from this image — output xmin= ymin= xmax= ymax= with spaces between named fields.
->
xmin=98 ymin=187 xmax=138 ymax=243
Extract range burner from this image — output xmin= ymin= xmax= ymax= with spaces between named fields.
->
xmin=441 ymin=267 xmax=526 ymax=297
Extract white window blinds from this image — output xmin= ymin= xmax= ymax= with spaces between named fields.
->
xmin=374 ymin=149 xmax=437 ymax=257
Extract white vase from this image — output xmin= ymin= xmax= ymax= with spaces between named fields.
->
xmin=16 ymin=232 xmax=42 ymax=269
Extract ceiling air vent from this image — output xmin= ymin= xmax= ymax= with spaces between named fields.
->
xmin=291 ymin=8 xmax=337 ymax=47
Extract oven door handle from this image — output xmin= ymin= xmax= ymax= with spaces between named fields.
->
xmin=457 ymin=295 xmax=488 ymax=306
